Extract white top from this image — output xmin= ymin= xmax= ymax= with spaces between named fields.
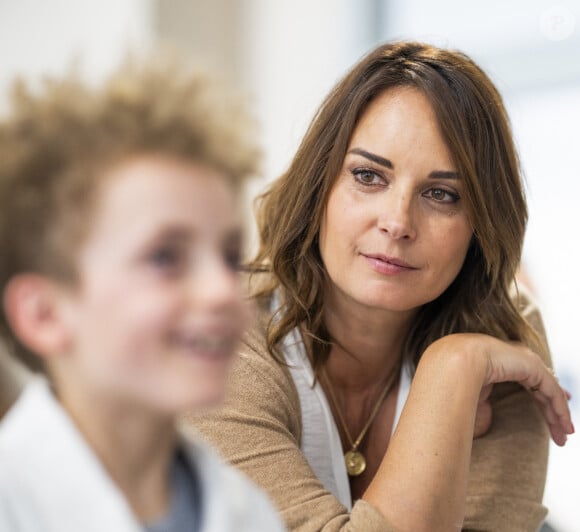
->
xmin=283 ymin=327 xmax=411 ymax=509
xmin=0 ymin=378 xmax=285 ymax=532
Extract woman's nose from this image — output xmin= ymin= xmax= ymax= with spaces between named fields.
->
xmin=377 ymin=188 xmax=417 ymax=240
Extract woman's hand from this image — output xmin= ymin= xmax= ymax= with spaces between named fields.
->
xmin=426 ymin=333 xmax=574 ymax=445
xmin=481 ymin=335 xmax=573 ymax=446
xmin=473 ymin=384 xmax=493 ymax=438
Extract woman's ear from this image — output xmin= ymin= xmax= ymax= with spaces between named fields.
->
xmin=3 ymin=274 xmax=74 ymax=362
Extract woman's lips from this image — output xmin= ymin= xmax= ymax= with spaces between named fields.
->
xmin=362 ymin=253 xmax=418 ymax=275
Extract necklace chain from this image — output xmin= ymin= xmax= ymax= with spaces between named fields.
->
xmin=323 ymin=362 xmax=400 ymax=476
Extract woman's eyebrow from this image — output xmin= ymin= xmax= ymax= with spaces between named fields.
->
xmin=427 ymin=170 xmax=460 ymax=180
xmin=349 ymin=148 xmax=459 ymax=180
xmin=348 ymin=148 xmax=393 ymax=169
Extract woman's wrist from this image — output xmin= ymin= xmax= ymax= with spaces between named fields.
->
xmin=418 ymin=333 xmax=489 ymax=391
xmin=418 ymin=333 xmax=574 ymax=445
xmin=365 ymin=335 xmax=489 ymax=529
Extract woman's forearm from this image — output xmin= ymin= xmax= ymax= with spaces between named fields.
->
xmin=363 ymin=332 xmax=572 ymax=531
xmin=363 ymin=342 xmax=485 ymax=531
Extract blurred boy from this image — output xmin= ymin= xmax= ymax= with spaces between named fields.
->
xmin=0 ymin=59 xmax=284 ymax=532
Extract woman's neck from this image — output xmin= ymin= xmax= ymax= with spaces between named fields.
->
xmin=322 ymin=287 xmax=415 ymax=391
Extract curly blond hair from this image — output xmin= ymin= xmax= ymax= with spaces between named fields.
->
xmin=0 ymin=56 xmax=259 ymax=371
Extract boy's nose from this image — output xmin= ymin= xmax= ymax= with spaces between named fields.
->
xmin=187 ymin=257 xmax=243 ymax=312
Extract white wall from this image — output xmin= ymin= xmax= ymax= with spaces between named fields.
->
xmin=235 ymin=0 xmax=380 ymax=250
xmin=511 ymin=86 xmax=580 ymax=530
xmin=240 ymin=0 xmax=374 ymax=176
xmin=0 ymin=0 xmax=154 ymax=104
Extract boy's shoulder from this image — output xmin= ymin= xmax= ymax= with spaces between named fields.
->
xmin=0 ymin=381 xmax=285 ymax=532
xmin=178 ymin=428 xmax=285 ymax=531
xmin=0 ymin=379 xmax=142 ymax=532
xmin=0 ymin=378 xmax=50 ymax=455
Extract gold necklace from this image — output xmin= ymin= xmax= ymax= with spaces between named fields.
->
xmin=323 ymin=363 xmax=400 ymax=477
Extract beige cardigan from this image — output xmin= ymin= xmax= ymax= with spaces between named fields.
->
xmin=185 ymin=289 xmax=550 ymax=531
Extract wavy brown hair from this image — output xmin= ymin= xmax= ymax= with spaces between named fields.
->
xmin=250 ymin=41 xmax=543 ymax=372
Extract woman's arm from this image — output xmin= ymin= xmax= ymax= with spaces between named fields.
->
xmin=464 ymin=287 xmax=556 ymax=531
xmin=362 ymin=333 xmax=566 ymax=531
xmin=364 ymin=323 xmax=571 ymax=532
xmin=185 ymin=324 xmax=571 ymax=532
xmin=363 ymin=338 xmax=485 ymax=531
xmin=464 ymin=381 xmax=549 ymax=530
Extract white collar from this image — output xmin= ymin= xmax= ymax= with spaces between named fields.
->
xmin=282 ymin=327 xmax=411 ymax=508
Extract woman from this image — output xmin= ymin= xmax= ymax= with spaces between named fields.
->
xmin=185 ymin=41 xmax=573 ymax=531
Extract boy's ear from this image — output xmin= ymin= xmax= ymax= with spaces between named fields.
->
xmin=3 ymin=274 xmax=74 ymax=361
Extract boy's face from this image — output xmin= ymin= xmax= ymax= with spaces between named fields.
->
xmin=53 ymin=154 xmax=247 ymax=414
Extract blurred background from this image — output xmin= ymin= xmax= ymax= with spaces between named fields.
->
xmin=0 ymin=1 xmax=578 ymax=529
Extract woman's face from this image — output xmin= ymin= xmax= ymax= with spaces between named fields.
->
xmin=319 ymin=87 xmax=473 ymax=316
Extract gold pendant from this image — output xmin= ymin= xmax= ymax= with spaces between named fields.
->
xmin=344 ymin=450 xmax=366 ymax=476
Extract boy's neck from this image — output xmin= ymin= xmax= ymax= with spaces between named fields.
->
xmin=53 ymin=378 xmax=177 ymax=523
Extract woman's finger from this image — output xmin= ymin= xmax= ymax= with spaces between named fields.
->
xmin=523 ymin=366 xmax=574 ymax=444
xmin=484 ymin=341 xmax=574 ymax=445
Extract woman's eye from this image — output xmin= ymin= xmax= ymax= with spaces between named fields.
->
xmin=425 ymin=187 xmax=460 ymax=203
xmin=353 ymin=168 xmax=382 ymax=186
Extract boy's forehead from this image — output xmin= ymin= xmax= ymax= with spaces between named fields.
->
xmin=86 ymin=154 xmax=241 ymax=239
xmin=98 ymin=153 xmax=232 ymax=201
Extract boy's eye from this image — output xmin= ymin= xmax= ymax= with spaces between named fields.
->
xmin=224 ymin=246 xmax=242 ymax=272
xmin=147 ymin=246 xmax=184 ymax=272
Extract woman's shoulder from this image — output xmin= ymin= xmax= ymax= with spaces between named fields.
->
xmin=213 ymin=271 xmax=302 ymax=418
xmin=182 ymin=276 xmax=303 ymax=456
xmin=510 ymin=281 xmax=542 ymax=326
xmin=239 ymin=270 xmax=285 ymax=366
xmin=239 ymin=304 xmax=299 ymax=405
xmin=509 ymin=281 xmax=552 ymax=365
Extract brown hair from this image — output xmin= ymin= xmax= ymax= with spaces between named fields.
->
xmin=0 ymin=56 xmax=259 ymax=372
xmin=250 ymin=40 xmax=541 ymax=372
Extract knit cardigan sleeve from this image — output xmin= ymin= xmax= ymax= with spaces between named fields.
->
xmin=463 ymin=286 xmax=550 ymax=531
xmin=184 ymin=287 xmax=551 ymax=531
